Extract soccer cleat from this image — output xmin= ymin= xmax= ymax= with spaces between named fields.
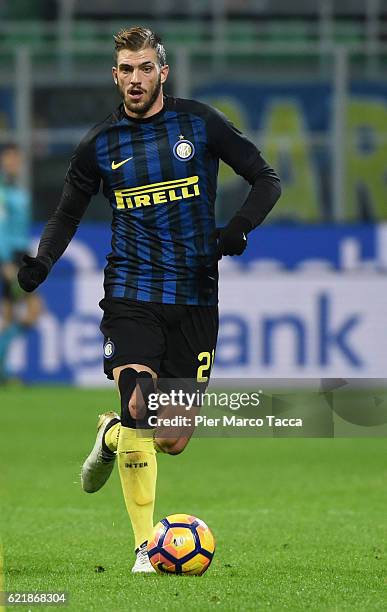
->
xmin=81 ymin=411 xmax=120 ymax=493
xmin=131 ymin=542 xmax=156 ymax=574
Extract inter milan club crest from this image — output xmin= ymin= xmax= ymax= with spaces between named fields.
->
xmin=173 ymin=134 xmax=195 ymax=161
xmin=103 ymin=339 xmax=115 ymax=359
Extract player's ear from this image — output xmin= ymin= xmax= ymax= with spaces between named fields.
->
xmin=112 ymin=66 xmax=118 ymax=85
xmin=160 ymin=64 xmax=169 ymax=85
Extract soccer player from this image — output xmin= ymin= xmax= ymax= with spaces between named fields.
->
xmin=0 ymin=144 xmax=42 ymax=383
xmin=18 ymin=27 xmax=281 ymax=572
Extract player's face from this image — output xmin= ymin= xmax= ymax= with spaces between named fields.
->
xmin=113 ymin=48 xmax=169 ymax=118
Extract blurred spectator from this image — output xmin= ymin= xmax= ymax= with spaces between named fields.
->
xmin=0 ymin=144 xmax=42 ymax=384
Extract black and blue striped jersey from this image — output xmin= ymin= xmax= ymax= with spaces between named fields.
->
xmin=64 ymin=95 xmax=278 ymax=306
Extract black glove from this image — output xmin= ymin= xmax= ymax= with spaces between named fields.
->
xmin=17 ymin=255 xmax=52 ymax=292
xmin=215 ymin=216 xmax=252 ymax=259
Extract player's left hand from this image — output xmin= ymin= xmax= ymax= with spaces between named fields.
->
xmin=215 ymin=216 xmax=252 ymax=259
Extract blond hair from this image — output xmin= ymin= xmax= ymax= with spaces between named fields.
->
xmin=113 ymin=26 xmax=166 ymax=66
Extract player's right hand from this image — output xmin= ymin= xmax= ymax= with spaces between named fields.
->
xmin=17 ymin=255 xmax=51 ymax=292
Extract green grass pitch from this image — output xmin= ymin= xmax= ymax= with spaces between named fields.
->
xmin=0 ymin=387 xmax=385 ymax=611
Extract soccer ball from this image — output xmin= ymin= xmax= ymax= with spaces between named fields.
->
xmin=147 ymin=513 xmax=215 ymax=575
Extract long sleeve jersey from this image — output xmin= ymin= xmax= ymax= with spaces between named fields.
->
xmin=37 ymin=95 xmax=281 ymax=305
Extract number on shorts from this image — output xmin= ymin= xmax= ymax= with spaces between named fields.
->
xmin=197 ymin=349 xmax=215 ymax=382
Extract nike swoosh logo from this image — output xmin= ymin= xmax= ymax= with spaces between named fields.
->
xmin=111 ymin=157 xmax=133 ymax=170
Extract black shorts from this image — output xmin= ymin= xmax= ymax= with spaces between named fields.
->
xmin=99 ymin=298 xmax=218 ymax=391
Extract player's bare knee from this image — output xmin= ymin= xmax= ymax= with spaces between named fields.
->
xmin=118 ymin=367 xmax=155 ymax=429
xmin=128 ymin=400 xmax=145 ymax=421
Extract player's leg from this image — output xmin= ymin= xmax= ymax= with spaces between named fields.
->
xmin=82 ymin=298 xmax=166 ymax=572
xmin=81 ymin=362 xmax=158 ymax=572
xmin=80 ymin=365 xmax=154 ymax=489
xmin=112 ymin=363 xmax=158 ymax=573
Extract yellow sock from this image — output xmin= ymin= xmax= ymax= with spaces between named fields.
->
xmin=117 ymin=426 xmax=157 ymax=549
xmin=106 ymin=422 xmax=165 ymax=455
xmin=104 ymin=422 xmax=120 ymax=452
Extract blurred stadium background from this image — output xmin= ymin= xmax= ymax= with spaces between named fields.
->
xmin=1 ymin=0 xmax=387 ymax=385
